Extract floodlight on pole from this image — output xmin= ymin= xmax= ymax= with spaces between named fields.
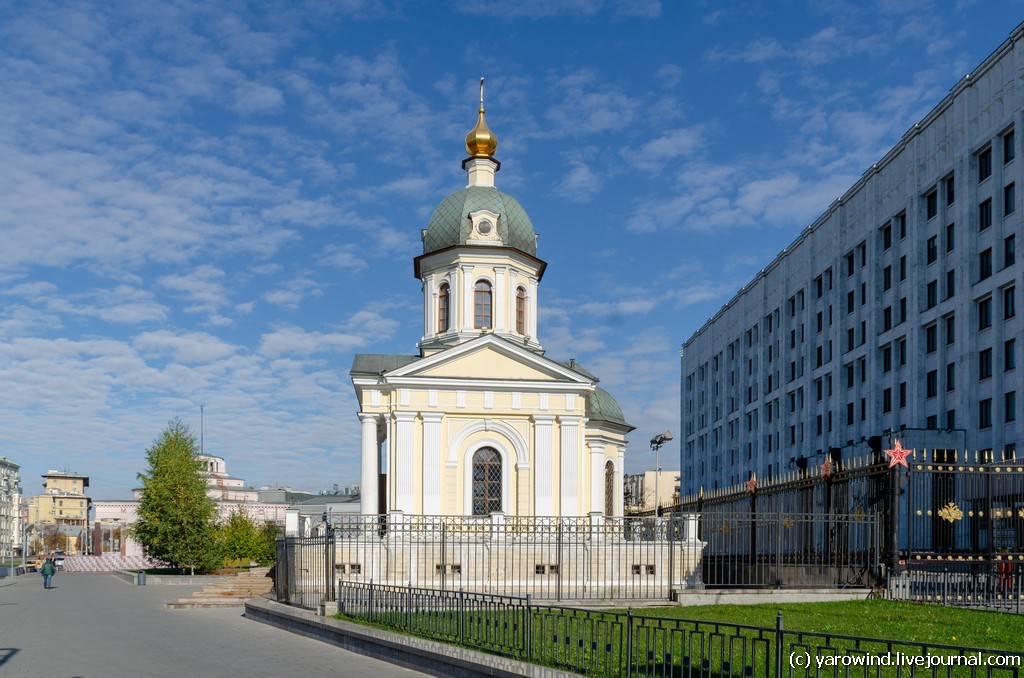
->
xmin=649 ymin=431 xmax=673 ymax=515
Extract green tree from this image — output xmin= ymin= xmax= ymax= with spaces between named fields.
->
xmin=40 ymin=525 xmax=65 ymax=553
xmin=217 ymin=510 xmax=278 ymax=565
xmin=131 ymin=418 xmax=219 ymax=574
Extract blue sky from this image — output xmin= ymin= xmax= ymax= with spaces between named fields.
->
xmin=2 ymin=1 xmax=1021 ymax=500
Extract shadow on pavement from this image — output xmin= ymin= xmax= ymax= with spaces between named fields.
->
xmin=0 ymin=648 xmax=19 ymax=666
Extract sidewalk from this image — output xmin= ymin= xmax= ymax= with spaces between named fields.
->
xmin=0 ymin=572 xmax=425 ymax=677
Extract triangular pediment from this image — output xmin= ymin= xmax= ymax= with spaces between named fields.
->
xmin=385 ymin=334 xmax=592 ymax=384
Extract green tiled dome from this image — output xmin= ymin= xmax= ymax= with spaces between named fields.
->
xmin=423 ymin=187 xmax=537 ymax=256
xmin=587 ymin=387 xmax=628 ymax=426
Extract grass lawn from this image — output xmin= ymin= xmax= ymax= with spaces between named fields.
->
xmin=337 ymin=598 xmax=1024 ymax=678
xmin=628 ymin=599 xmax=1024 ymax=652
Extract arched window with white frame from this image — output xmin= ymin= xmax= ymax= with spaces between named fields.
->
xmin=471 ymin=447 xmax=502 ymax=515
xmin=438 ymin=282 xmax=450 ymax=332
xmin=474 ymin=280 xmax=492 ymax=329
xmin=515 ymin=286 xmax=527 ymax=334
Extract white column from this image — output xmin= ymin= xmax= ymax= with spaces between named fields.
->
xmin=533 ymin=415 xmax=555 ymax=516
xmin=616 ymin=448 xmax=625 ymax=517
xmin=359 ymin=413 xmax=379 ymax=515
xmin=285 ymin=509 xmax=300 ymax=536
xmin=528 ymin=278 xmax=539 ymax=340
xmin=421 ymin=412 xmax=443 ymax=515
xmin=559 ymin=416 xmax=581 ymax=516
xmin=589 ymin=442 xmax=606 ymax=514
xmin=493 ymin=266 xmax=506 ymax=333
xmin=424 ymin=273 xmax=435 ymax=339
xmin=462 ymin=264 xmax=475 ymax=331
xmin=394 ymin=412 xmax=416 ymax=514
xmin=510 ymin=270 xmax=522 ymax=336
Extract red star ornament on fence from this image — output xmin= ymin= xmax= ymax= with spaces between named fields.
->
xmin=820 ymin=459 xmax=833 ymax=477
xmin=884 ymin=438 xmax=912 ymax=468
xmin=745 ymin=476 xmax=757 ymax=494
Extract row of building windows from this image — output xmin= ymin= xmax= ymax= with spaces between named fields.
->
xmin=684 ymin=128 xmax=1018 ymax=422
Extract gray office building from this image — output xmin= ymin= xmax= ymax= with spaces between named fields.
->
xmin=680 ymin=24 xmax=1024 ymax=497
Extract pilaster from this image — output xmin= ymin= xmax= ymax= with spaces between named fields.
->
xmin=589 ymin=442 xmax=606 ymax=514
xmin=559 ymin=415 xmax=582 ymax=516
xmin=421 ymin=412 xmax=444 ymax=515
xmin=394 ymin=411 xmax=417 ymax=514
xmin=493 ymin=265 xmax=506 ymax=333
xmin=533 ymin=415 xmax=555 ymax=516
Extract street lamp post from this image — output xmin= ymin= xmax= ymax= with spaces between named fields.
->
xmin=649 ymin=431 xmax=673 ymax=516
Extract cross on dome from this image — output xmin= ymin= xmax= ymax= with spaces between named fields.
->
xmin=465 ymin=77 xmax=498 ymax=158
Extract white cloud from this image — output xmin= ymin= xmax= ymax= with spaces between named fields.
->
xmin=134 ymin=330 xmax=238 ymax=363
xmin=555 ymin=158 xmax=602 ymax=203
xmin=159 ymin=265 xmax=233 ymax=321
xmin=258 ymin=326 xmax=366 ymax=356
xmin=545 ymin=70 xmax=639 ymax=137
xmin=654 ymin=63 xmax=683 ymax=88
xmin=318 ymin=243 xmax=369 ymax=271
xmin=263 ymin=276 xmax=324 ymax=309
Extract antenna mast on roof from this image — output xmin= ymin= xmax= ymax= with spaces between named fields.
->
xmin=200 ymin=404 xmax=204 ymax=455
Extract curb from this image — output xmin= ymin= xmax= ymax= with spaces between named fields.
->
xmin=244 ymin=597 xmax=583 ymax=678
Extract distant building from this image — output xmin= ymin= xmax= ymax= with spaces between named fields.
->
xmin=623 ymin=471 xmax=680 ymax=513
xmin=256 ymin=487 xmax=317 ymax=505
xmin=92 ymin=453 xmax=299 ymax=558
xmin=681 ymin=23 xmax=1024 ymax=497
xmin=0 ymin=458 xmax=21 ymax=558
xmin=25 ymin=469 xmax=89 ymax=554
xmin=287 ymin=493 xmax=363 ymax=537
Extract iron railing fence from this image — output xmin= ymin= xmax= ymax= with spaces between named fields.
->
xmin=905 ymin=455 xmax=1024 ymax=566
xmin=888 ymin=565 xmax=1024 ymax=614
xmin=338 ymin=580 xmax=1024 ymax=678
xmin=317 ymin=513 xmax=703 ymax=603
xmin=672 ymin=451 xmax=1024 ymax=574
xmin=698 ymin=509 xmax=881 ymax=588
xmin=275 ymin=531 xmax=334 ymax=608
xmin=672 ymin=452 xmax=891 ymax=518
xmin=275 ymin=511 xmax=883 ymax=607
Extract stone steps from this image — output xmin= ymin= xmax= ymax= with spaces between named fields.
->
xmin=165 ymin=567 xmax=273 ymax=609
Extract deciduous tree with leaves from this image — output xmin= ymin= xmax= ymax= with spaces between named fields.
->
xmin=217 ymin=510 xmax=278 ymax=565
xmin=131 ymin=418 xmax=219 ymax=574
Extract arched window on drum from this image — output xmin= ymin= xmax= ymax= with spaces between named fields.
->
xmin=438 ymin=283 xmax=450 ymax=332
xmin=474 ymin=280 xmax=492 ymax=329
xmin=515 ymin=286 xmax=527 ymax=334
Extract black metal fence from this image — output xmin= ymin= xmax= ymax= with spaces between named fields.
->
xmin=276 ymin=514 xmax=705 ymax=607
xmin=275 ymin=531 xmax=334 ymax=609
xmin=339 ymin=580 xmax=1023 ymax=678
xmin=275 ymin=511 xmax=882 ymax=605
xmin=888 ymin=566 xmax=1024 ymax=614
xmin=674 ymin=450 xmax=1024 ymax=573
xmin=699 ymin=509 xmax=880 ymax=588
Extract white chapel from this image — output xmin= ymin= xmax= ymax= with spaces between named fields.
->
xmin=351 ymin=84 xmax=634 ymax=518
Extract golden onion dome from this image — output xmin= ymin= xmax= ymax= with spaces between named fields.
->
xmin=465 ymin=77 xmax=498 ymax=157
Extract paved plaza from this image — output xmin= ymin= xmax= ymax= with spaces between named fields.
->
xmin=0 ymin=572 xmax=426 ymax=677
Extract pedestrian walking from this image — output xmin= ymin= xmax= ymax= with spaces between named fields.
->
xmin=40 ymin=557 xmax=56 ymax=590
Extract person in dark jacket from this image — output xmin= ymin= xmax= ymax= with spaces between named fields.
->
xmin=40 ymin=557 xmax=56 ymax=589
